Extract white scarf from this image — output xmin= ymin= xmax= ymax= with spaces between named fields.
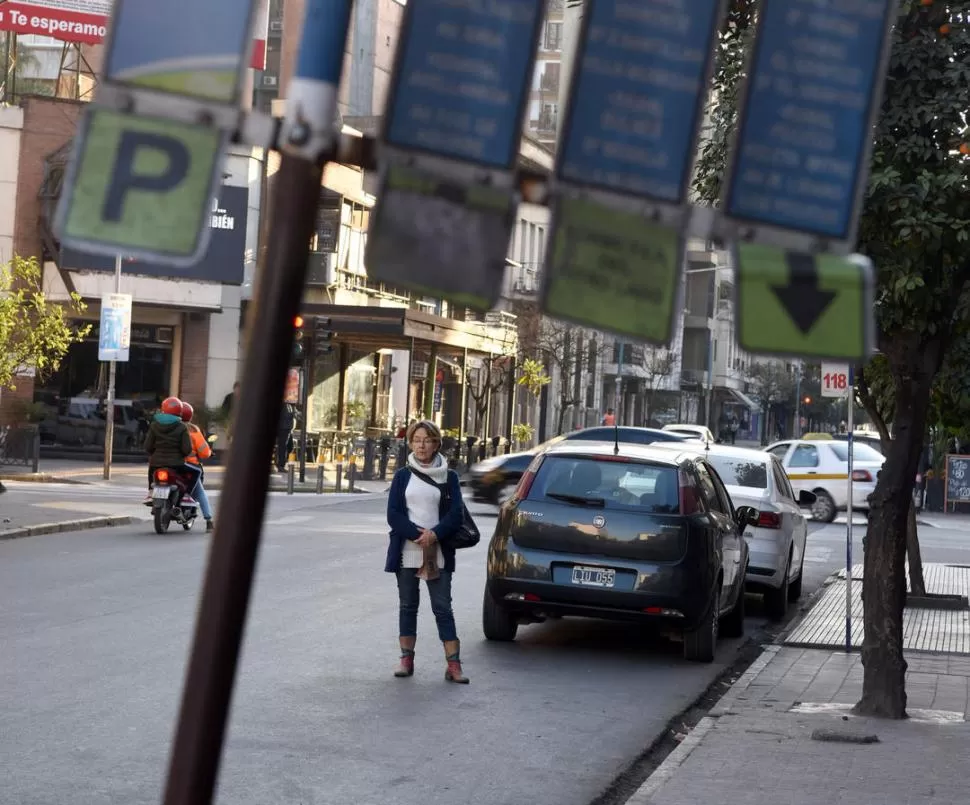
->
xmin=407 ymin=451 xmax=448 ymax=484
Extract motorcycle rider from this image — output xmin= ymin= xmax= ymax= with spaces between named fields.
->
xmin=181 ymin=402 xmax=215 ymax=531
xmin=144 ymin=396 xmax=200 ymax=504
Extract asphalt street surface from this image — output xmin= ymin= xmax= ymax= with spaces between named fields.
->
xmin=3 ymin=482 xmax=970 ymax=805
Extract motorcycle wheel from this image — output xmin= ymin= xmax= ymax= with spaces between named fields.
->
xmin=153 ymin=507 xmax=171 ymax=534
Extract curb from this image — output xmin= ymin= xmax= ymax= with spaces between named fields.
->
xmin=0 ymin=515 xmax=135 ymax=541
xmin=624 ymin=645 xmax=780 ymax=805
xmin=0 ymin=474 xmax=91 ymax=485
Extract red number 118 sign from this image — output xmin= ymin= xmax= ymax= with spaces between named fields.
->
xmin=821 ymin=362 xmax=851 ymax=397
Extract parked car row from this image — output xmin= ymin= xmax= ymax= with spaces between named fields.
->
xmin=464 ymin=423 xmax=884 ymax=664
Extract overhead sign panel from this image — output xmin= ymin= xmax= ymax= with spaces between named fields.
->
xmin=542 ymin=197 xmax=681 ymax=344
xmin=366 ymin=164 xmax=514 ymax=310
xmin=734 ymin=244 xmax=875 ymax=360
xmin=723 ymin=0 xmax=896 ymax=252
xmin=383 ymin=0 xmax=546 ymax=169
xmin=0 ymin=0 xmax=110 ymax=44
xmin=557 ymin=0 xmax=722 ymax=204
xmin=55 ymin=108 xmax=226 ymax=265
xmin=104 ymin=0 xmax=258 ymax=103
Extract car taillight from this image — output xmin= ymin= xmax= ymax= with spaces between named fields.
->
xmin=155 ymin=469 xmax=170 ymax=483
xmin=678 ymin=469 xmax=701 ymax=515
xmin=514 ymin=469 xmax=537 ymax=500
xmin=756 ymin=511 xmax=782 ymax=529
xmin=852 ymin=470 xmax=873 ymax=482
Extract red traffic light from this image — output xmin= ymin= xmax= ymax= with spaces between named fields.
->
xmin=293 ymin=315 xmax=304 ymax=328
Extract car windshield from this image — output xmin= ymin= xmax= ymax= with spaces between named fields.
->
xmin=527 ymin=456 xmax=681 ymax=514
xmin=828 ymin=443 xmax=884 ymax=463
xmin=707 ymin=456 xmax=768 ymax=489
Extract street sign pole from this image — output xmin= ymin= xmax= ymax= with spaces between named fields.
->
xmin=102 ymin=254 xmax=123 ymax=480
xmin=160 ymin=2 xmax=354 ymax=804
xmin=846 ymin=370 xmax=855 ymax=652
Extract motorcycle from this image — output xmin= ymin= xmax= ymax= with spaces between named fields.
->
xmin=148 ymin=467 xmax=200 ymax=534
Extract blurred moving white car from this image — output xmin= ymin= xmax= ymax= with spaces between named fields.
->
xmin=661 ymin=424 xmax=716 ymax=446
xmin=765 ymin=439 xmax=885 ymax=523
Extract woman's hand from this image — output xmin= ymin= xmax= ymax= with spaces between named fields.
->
xmin=416 ymin=528 xmax=437 ymax=548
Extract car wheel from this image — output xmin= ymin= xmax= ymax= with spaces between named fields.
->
xmin=788 ymin=553 xmax=804 ymax=602
xmin=810 ymin=490 xmax=836 ymax=523
xmin=482 ymin=587 xmax=518 ymax=641
xmin=720 ymin=583 xmax=746 ymax=639
xmin=683 ymin=596 xmax=718 ymax=663
xmin=764 ymin=552 xmax=791 ymax=620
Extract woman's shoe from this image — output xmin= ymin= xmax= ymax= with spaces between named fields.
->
xmin=443 ymin=640 xmax=469 ymax=684
xmin=394 ymin=649 xmax=415 ymax=678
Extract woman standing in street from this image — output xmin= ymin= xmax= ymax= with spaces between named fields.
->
xmin=385 ymin=419 xmax=468 ymax=683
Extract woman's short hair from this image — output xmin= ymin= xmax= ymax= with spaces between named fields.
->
xmin=406 ymin=419 xmax=441 ymax=445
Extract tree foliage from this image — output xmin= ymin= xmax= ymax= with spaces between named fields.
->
xmin=0 ymin=255 xmax=89 ymax=391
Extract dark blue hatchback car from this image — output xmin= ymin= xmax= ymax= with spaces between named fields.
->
xmin=483 ymin=441 xmax=755 ymax=662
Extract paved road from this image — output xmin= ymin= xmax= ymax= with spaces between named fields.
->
xmin=4 ymin=481 xmax=969 ymax=805
xmin=2 ymin=486 xmax=765 ymax=805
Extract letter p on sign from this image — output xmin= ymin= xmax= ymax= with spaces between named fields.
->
xmin=56 ymin=109 xmax=226 ymax=266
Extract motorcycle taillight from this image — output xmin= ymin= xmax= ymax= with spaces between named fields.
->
xmin=155 ymin=469 xmax=170 ymax=483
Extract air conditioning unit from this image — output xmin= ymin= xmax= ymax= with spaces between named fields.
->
xmin=269 ymin=19 xmax=283 ymax=32
xmin=262 ymin=75 xmax=278 ymax=88
xmin=513 ymin=279 xmax=535 ymax=294
xmin=306 ymin=252 xmax=336 ymax=286
xmin=411 ymin=360 xmax=428 ymax=379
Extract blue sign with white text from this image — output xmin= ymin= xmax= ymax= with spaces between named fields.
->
xmin=557 ymin=0 xmax=721 ymax=204
xmin=385 ymin=0 xmax=544 ymax=169
xmin=726 ymin=0 xmax=893 ymax=240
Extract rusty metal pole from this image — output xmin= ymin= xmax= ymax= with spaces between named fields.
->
xmin=161 ymin=3 xmax=354 ymax=803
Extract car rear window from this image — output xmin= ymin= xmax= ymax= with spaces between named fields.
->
xmin=706 ymin=456 xmax=768 ymax=489
xmin=527 ymin=456 xmax=681 ymax=513
xmin=565 ymin=428 xmax=683 ymax=444
xmin=828 ymin=443 xmax=884 ymax=462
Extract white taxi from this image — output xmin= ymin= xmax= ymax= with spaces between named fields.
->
xmin=765 ymin=438 xmax=885 ymax=522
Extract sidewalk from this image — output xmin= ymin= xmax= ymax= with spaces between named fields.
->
xmin=0 ymin=492 xmax=132 ymax=540
xmin=0 ymin=459 xmax=392 ymax=495
xmin=627 ymin=565 xmax=970 ymax=805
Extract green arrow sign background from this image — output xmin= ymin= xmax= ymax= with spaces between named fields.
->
xmin=735 ymin=243 xmax=875 ymax=360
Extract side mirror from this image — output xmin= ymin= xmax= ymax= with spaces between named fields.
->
xmin=798 ymin=490 xmax=817 ymax=506
xmin=735 ymin=505 xmax=758 ymax=530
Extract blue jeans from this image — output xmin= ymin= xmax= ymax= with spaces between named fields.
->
xmin=396 ymin=568 xmax=458 ymax=642
xmin=195 ymin=478 xmax=213 ymax=520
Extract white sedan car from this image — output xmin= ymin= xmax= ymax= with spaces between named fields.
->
xmin=765 ymin=438 xmax=885 ymax=523
xmin=654 ymin=442 xmax=813 ymax=619
xmin=661 ymin=424 xmax=716 ymax=446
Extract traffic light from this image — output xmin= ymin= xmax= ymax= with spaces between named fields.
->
xmin=314 ymin=316 xmax=334 ymax=357
xmin=291 ymin=315 xmax=306 ymax=365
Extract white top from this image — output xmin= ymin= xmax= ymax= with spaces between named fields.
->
xmin=401 ymin=474 xmax=445 ymax=568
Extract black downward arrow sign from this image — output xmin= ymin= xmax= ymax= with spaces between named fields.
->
xmin=771 ymin=252 xmax=837 ymax=335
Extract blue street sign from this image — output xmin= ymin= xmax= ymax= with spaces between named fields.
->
xmin=98 ymin=293 xmax=133 ymax=362
xmin=383 ymin=0 xmax=545 ymax=170
xmin=557 ymin=0 xmax=722 ymax=204
xmin=105 ymin=0 xmax=258 ymax=103
xmin=724 ymin=0 xmax=895 ymax=245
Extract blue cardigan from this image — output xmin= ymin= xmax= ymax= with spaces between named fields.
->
xmin=385 ymin=466 xmax=463 ymax=573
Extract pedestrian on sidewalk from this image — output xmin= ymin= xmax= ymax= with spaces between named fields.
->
xmin=181 ymin=403 xmax=215 ymax=532
xmin=385 ymin=419 xmax=468 ymax=683
xmin=275 ymin=402 xmax=297 ymax=473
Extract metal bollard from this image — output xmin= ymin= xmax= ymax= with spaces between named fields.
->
xmin=379 ymin=436 xmax=392 ymax=480
xmin=287 ymin=464 xmax=295 ymax=495
xmin=348 ymin=461 xmax=356 ymax=493
xmin=363 ymin=439 xmax=376 ymax=480
xmin=335 ymin=462 xmax=343 ymax=492
xmin=316 ymin=464 xmax=325 ymax=494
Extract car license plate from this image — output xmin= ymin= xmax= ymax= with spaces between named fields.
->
xmin=571 ymin=566 xmax=616 ymax=588
xmin=152 ymin=486 xmax=171 ymax=500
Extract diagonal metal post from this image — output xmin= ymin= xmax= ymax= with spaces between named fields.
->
xmin=161 ymin=2 xmax=354 ymax=803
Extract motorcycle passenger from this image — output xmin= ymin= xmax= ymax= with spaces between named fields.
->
xmin=181 ymin=402 xmax=215 ymax=532
xmin=144 ymin=396 xmax=200 ymax=504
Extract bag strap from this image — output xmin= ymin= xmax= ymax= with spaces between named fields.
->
xmin=407 ymin=467 xmax=448 ymax=491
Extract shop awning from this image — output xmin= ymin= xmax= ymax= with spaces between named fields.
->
xmin=725 ymin=388 xmax=760 ymax=412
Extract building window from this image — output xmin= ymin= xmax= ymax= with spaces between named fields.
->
xmin=544 ymin=22 xmax=562 ymax=50
xmin=540 ymin=62 xmax=560 ymax=92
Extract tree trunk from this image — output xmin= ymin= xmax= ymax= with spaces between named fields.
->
xmin=855 ymin=335 xmax=941 ymax=719
xmin=906 ymin=499 xmax=925 ymax=596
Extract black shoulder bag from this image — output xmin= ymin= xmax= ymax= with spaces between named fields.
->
xmin=407 ymin=468 xmax=481 ymax=550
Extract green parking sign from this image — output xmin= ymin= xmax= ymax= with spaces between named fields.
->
xmin=56 ymin=108 xmax=227 ymax=265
